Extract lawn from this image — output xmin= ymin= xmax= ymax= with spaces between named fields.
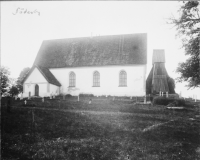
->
xmin=1 ymin=99 xmax=200 ymax=160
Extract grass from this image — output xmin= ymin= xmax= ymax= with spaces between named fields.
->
xmin=1 ymin=99 xmax=200 ymax=160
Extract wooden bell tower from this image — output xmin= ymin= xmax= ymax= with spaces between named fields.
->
xmin=146 ymin=50 xmax=171 ymax=94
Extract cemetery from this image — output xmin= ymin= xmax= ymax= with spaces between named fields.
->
xmin=1 ymin=93 xmax=200 ymax=159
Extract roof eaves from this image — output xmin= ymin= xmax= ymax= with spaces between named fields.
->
xmin=36 ymin=66 xmax=61 ymax=86
xmin=21 ymin=66 xmax=35 ymax=84
xmin=49 ymin=82 xmax=61 ymax=87
xmin=36 ymin=66 xmax=50 ymax=82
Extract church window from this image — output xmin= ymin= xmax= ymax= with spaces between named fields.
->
xmin=119 ymin=70 xmax=127 ymax=87
xmin=69 ymin=72 xmax=76 ymax=87
xmin=93 ymin=71 xmax=100 ymax=87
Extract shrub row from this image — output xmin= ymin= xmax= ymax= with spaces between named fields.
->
xmin=79 ymin=94 xmax=94 ymax=97
xmin=153 ymin=97 xmax=185 ymax=106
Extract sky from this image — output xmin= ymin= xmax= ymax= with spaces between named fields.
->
xmin=1 ymin=1 xmax=200 ymax=98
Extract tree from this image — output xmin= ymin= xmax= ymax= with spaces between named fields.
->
xmin=167 ymin=77 xmax=176 ymax=94
xmin=0 ymin=66 xmax=10 ymax=95
xmin=16 ymin=67 xmax=30 ymax=93
xmin=8 ymin=85 xmax=19 ymax=97
xmin=169 ymin=1 xmax=200 ymax=88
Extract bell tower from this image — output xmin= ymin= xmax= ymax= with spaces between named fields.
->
xmin=146 ymin=49 xmax=175 ymax=94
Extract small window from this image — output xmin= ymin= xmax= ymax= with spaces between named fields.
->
xmin=93 ymin=71 xmax=100 ymax=87
xmin=69 ymin=72 xmax=76 ymax=87
xmin=119 ymin=70 xmax=127 ymax=87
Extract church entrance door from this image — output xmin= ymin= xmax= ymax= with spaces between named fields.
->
xmin=35 ymin=84 xmax=39 ymax=96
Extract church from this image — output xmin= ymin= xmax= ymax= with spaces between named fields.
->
xmin=22 ymin=33 xmax=147 ymax=97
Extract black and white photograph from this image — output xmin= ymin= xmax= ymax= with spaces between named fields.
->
xmin=1 ymin=1 xmax=200 ymax=159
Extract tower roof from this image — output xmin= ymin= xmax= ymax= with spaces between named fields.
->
xmin=152 ymin=49 xmax=165 ymax=64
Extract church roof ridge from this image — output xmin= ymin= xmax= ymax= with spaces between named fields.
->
xmin=33 ymin=33 xmax=147 ymax=68
xmin=42 ymin=33 xmax=147 ymax=42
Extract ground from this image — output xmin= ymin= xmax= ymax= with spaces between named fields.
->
xmin=1 ymin=98 xmax=200 ymax=160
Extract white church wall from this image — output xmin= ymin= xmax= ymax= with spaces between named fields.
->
xmin=23 ymin=83 xmax=48 ymax=97
xmin=23 ymin=84 xmax=34 ymax=97
xmin=25 ymin=68 xmax=47 ymax=83
xmin=49 ymin=84 xmax=59 ymax=96
xmin=38 ymin=83 xmax=48 ymax=97
xmin=23 ymin=68 xmax=48 ymax=97
xmin=50 ymin=65 xmax=146 ymax=96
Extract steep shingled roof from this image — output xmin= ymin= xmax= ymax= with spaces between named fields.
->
xmin=37 ymin=66 xmax=61 ymax=86
xmin=33 ymin=33 xmax=147 ymax=68
xmin=22 ymin=65 xmax=61 ymax=86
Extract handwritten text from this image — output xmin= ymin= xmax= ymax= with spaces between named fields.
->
xmin=13 ymin=7 xmax=40 ymax=16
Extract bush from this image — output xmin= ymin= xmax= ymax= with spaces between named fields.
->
xmin=29 ymin=97 xmax=42 ymax=102
xmin=153 ymin=97 xmax=185 ymax=106
xmin=168 ymin=94 xmax=179 ymax=98
xmin=65 ymin=94 xmax=72 ymax=97
xmin=55 ymin=94 xmax=72 ymax=99
xmin=79 ymin=93 xmax=94 ymax=97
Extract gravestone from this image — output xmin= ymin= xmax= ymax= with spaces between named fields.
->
xmin=166 ymin=92 xmax=168 ymax=98
xmin=144 ymin=96 xmax=146 ymax=104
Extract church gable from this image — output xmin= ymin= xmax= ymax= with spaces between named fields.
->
xmin=24 ymin=67 xmax=47 ymax=84
xmin=33 ymin=33 xmax=147 ymax=68
xmin=23 ymin=66 xmax=61 ymax=86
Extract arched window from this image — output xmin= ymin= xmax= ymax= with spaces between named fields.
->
xmin=93 ymin=71 xmax=100 ymax=87
xmin=119 ymin=71 xmax=127 ymax=87
xmin=69 ymin=72 xmax=76 ymax=87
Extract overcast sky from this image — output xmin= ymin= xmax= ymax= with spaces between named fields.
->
xmin=1 ymin=1 xmax=199 ymax=98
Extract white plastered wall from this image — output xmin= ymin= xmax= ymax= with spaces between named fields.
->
xmin=23 ymin=68 xmax=49 ymax=97
xmin=50 ymin=65 xmax=146 ymax=96
xmin=49 ymin=84 xmax=60 ymax=96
